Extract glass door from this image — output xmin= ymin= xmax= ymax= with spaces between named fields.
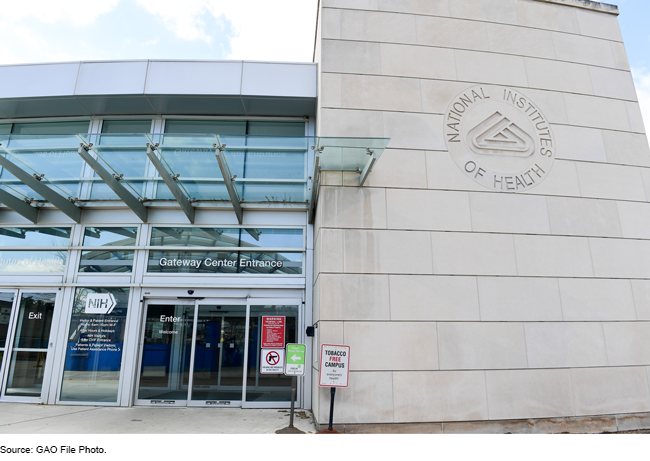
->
xmin=0 ymin=290 xmax=58 ymax=402
xmin=0 ymin=291 xmax=18 ymax=392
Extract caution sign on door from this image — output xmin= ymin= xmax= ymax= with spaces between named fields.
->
xmin=260 ymin=348 xmax=285 ymax=374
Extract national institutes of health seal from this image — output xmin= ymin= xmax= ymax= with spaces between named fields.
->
xmin=444 ymin=85 xmax=555 ymax=192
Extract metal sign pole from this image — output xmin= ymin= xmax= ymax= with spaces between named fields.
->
xmin=289 ymin=376 xmax=297 ymax=428
xmin=328 ymin=387 xmax=336 ymax=431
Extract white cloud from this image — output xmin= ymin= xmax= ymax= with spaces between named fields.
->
xmin=632 ymin=67 xmax=650 ymax=137
xmin=2 ymin=0 xmax=121 ymax=26
xmin=136 ymin=0 xmax=318 ymax=61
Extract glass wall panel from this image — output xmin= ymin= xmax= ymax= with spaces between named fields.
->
xmin=0 ymin=227 xmax=71 ymax=246
xmin=0 ymin=292 xmax=15 ymax=366
xmin=247 ymin=122 xmax=305 ymax=137
xmin=191 ymin=304 xmax=247 ymax=401
xmin=164 ymin=120 xmax=246 ymax=135
xmin=59 ymin=288 xmax=130 ymax=403
xmin=4 ymin=292 xmax=56 ymax=397
xmin=101 ymin=120 xmax=152 ymax=134
xmin=137 ymin=304 xmax=194 ymax=401
xmin=150 ymin=227 xmax=302 ymax=248
xmin=11 ymin=121 xmax=90 ymax=135
xmin=0 ymin=251 xmax=67 ymax=273
xmin=147 ymin=251 xmax=302 ymax=275
xmin=0 ymin=124 xmax=12 ymax=135
xmin=78 ymin=250 xmax=134 ymax=273
xmin=83 ymin=227 xmax=138 ymax=246
xmin=246 ymin=305 xmax=298 ymax=403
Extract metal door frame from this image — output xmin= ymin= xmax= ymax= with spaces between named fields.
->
xmin=0 ymin=289 xmax=61 ymax=403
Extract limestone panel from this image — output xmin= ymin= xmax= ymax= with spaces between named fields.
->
xmin=322 ymin=372 xmax=394 ymax=424
xmin=469 ymin=192 xmax=551 ymax=234
xmin=525 ymin=58 xmax=593 ymax=95
xmin=364 ymin=149 xmax=428 ymax=189
xmin=389 ymin=275 xmax=480 ymax=321
xmin=426 ymin=151 xmax=486 ymax=192
xmin=318 ymin=108 xmax=384 ymax=138
xmin=421 ymin=80 xmax=475 ymax=115
xmin=455 ymin=50 xmax=529 ymax=87
xmin=437 ymin=322 xmax=527 ymax=370
xmin=571 ymin=367 xmax=650 ymax=416
xmin=546 ymin=196 xmax=622 ymax=238
xmin=486 ymin=369 xmax=575 ymax=420
xmin=576 ymin=162 xmax=646 ymax=201
xmin=320 ymin=73 xmax=341 ymax=108
xmin=477 ymin=276 xmax=563 ymax=321
xmin=318 ymin=274 xmax=390 ymax=321
xmin=449 ymin=0 xmax=517 ymax=25
xmin=393 ymin=371 xmax=489 ymax=422
xmin=320 ymin=186 xmax=387 ymax=229
xmin=320 ymin=40 xmax=381 ymax=74
xmin=515 ymin=0 xmax=580 ymax=34
xmin=517 ymin=88 xmax=569 ymax=125
xmin=524 ymin=322 xmax=608 ymax=368
xmin=487 ymin=23 xmax=555 ymax=60
xmin=602 ymin=130 xmax=650 ymax=167
xmin=552 ymin=124 xmax=607 ymax=163
xmin=631 ymin=280 xmax=650 ymax=321
xmin=431 ymin=232 xmax=518 ymax=276
xmin=589 ymin=67 xmax=637 ymax=101
xmin=551 ymin=32 xmax=618 ymax=69
xmin=626 ymin=101 xmax=646 ymax=134
xmin=321 ymin=7 xmax=341 ymax=39
xmin=316 ymin=321 xmax=344 ymax=364
xmin=382 ymin=112 xmax=445 ymax=150
xmin=558 ymin=278 xmax=637 ymax=321
xmin=341 ymin=74 xmax=422 ymax=112
xmin=416 ymin=16 xmax=489 ymax=52
xmin=343 ymin=229 xmax=433 ymax=274
xmin=563 ymin=93 xmax=631 ymax=131
xmin=611 ymin=41 xmax=631 ymax=71
xmin=590 ymin=238 xmax=650 ymax=279
xmin=617 ymin=201 xmax=650 ymax=239
xmin=386 ymin=189 xmax=472 ymax=231
xmin=344 ymin=322 xmax=438 ymax=370
xmin=323 ymin=0 xmax=378 ymax=9
xmin=522 ymin=160 xmax=582 ymax=198
xmin=377 ymin=0 xmax=450 ymax=16
xmin=513 ymin=235 xmax=594 ymax=277
xmin=340 ymin=9 xmax=417 ymax=44
xmin=575 ymin=7 xmax=624 ymax=42
xmin=602 ymin=322 xmax=650 ymax=366
xmin=316 ymin=228 xmax=343 ymax=274
xmin=641 ymin=168 xmax=650 ymax=201
xmin=379 ymin=44 xmax=457 ymax=80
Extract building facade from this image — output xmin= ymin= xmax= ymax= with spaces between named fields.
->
xmin=1 ymin=0 xmax=650 ymax=433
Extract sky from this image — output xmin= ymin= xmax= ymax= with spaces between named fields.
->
xmin=0 ymin=0 xmax=647 ymax=133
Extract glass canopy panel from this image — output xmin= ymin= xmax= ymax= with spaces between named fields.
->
xmin=0 ymin=134 xmax=87 ymax=198
xmin=316 ymin=137 xmax=391 ymax=170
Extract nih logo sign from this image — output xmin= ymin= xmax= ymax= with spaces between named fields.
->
xmin=85 ymin=293 xmax=117 ymax=315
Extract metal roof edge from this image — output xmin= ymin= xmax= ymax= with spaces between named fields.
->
xmin=533 ymin=0 xmax=619 ymax=15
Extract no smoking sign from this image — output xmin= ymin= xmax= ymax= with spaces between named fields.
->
xmin=260 ymin=348 xmax=285 ymax=374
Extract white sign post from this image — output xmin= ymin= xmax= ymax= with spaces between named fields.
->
xmin=318 ymin=344 xmax=350 ymax=434
xmin=260 ymin=348 xmax=285 ymax=374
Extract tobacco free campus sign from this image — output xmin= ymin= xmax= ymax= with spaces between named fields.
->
xmin=444 ymin=85 xmax=555 ymax=192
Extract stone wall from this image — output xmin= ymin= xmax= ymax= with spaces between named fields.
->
xmin=312 ymin=0 xmax=650 ymax=430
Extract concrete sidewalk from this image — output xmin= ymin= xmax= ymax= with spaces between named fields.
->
xmin=0 ymin=402 xmax=317 ymax=434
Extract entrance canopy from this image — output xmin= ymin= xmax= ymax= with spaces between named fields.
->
xmin=0 ymin=134 xmax=390 ymax=224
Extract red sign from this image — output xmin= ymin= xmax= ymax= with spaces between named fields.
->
xmin=261 ymin=316 xmax=285 ymax=348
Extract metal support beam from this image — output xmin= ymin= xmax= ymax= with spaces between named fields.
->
xmin=77 ymin=144 xmax=148 ymax=223
xmin=0 ymin=188 xmax=38 ymax=223
xmin=0 ymin=146 xmax=82 ymax=222
xmin=213 ymin=141 xmax=244 ymax=225
xmin=358 ymin=148 xmax=377 ymax=187
xmin=146 ymin=143 xmax=196 ymax=224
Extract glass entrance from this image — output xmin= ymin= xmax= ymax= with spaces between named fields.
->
xmin=135 ymin=298 xmax=301 ymax=408
xmin=0 ymin=290 xmax=58 ymax=401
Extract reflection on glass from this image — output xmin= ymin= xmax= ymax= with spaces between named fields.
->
xmin=191 ymin=305 xmax=246 ymax=401
xmin=147 ymin=251 xmax=302 ymax=275
xmin=150 ymin=227 xmax=303 ymax=248
xmin=11 ymin=121 xmax=90 ymax=135
xmin=246 ymin=305 xmax=298 ymax=403
xmin=83 ymin=227 xmax=138 ymax=246
xmin=59 ymin=288 xmax=130 ymax=403
xmin=137 ymin=305 xmax=194 ymax=401
xmin=4 ymin=292 xmax=56 ymax=397
xmin=0 ymin=251 xmax=67 ymax=273
xmin=0 ymin=227 xmax=71 ymax=247
xmin=78 ymin=251 xmax=134 ymax=273
xmin=0 ymin=292 xmax=15 ymax=353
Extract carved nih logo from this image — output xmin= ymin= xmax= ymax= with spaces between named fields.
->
xmin=444 ymin=85 xmax=555 ymax=192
